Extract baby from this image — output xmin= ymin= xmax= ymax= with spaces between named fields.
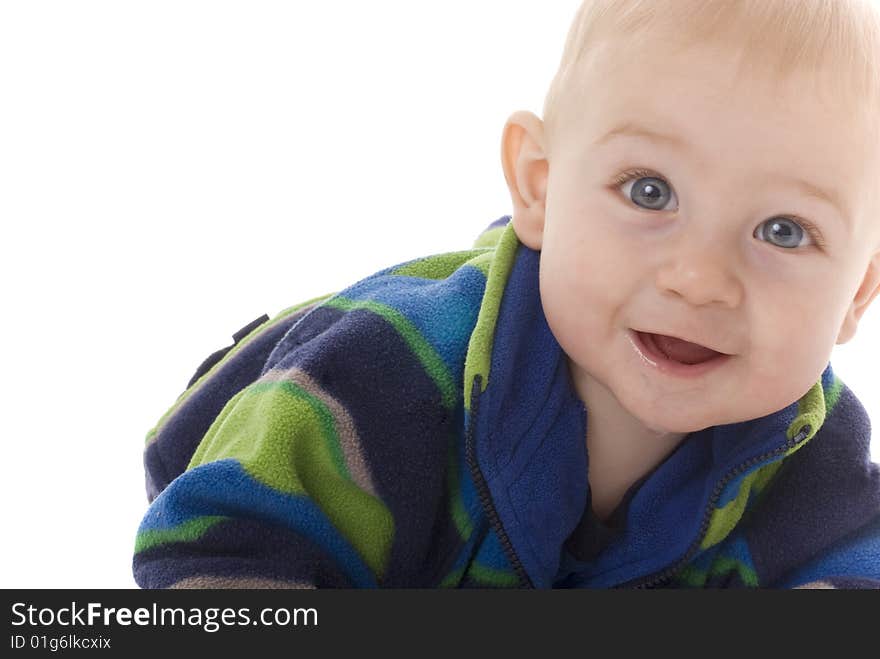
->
xmin=134 ymin=0 xmax=880 ymax=588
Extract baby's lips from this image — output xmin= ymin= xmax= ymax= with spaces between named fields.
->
xmin=649 ymin=333 xmax=721 ymax=365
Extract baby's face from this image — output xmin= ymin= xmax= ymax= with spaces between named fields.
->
xmin=514 ymin=38 xmax=880 ymax=433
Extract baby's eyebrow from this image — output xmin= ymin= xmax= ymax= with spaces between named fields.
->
xmin=593 ymin=120 xmax=851 ymax=229
xmin=593 ymin=120 xmax=689 ymax=151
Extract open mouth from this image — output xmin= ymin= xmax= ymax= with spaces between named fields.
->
xmin=638 ymin=331 xmax=723 ymax=365
xmin=630 ymin=329 xmax=732 ymax=376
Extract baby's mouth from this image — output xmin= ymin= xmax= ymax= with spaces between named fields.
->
xmin=636 ymin=331 xmax=723 ymax=365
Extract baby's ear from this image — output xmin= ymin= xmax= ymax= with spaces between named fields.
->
xmin=837 ymin=250 xmax=880 ymax=344
xmin=501 ymin=110 xmax=548 ymax=251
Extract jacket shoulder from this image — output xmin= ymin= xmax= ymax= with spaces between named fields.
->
xmin=744 ymin=379 xmax=880 ymax=587
xmin=136 ymin=222 xmax=508 ymax=587
xmin=262 ymin=244 xmax=495 ymax=392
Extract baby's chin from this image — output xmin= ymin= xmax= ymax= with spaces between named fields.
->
xmin=621 ymin=393 xmax=739 ymax=437
xmin=641 ymin=418 xmax=716 ymax=437
xmin=638 ymin=415 xmax=715 ymax=437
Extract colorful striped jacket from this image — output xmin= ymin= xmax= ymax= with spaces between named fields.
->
xmin=134 ymin=215 xmax=880 ymax=588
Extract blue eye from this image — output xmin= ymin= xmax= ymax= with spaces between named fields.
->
xmin=619 ymin=173 xmax=676 ymax=211
xmin=612 ymin=167 xmax=825 ymax=250
xmin=753 ymin=218 xmax=808 ymax=249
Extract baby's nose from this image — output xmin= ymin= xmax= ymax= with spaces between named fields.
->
xmin=654 ymin=249 xmax=743 ymax=308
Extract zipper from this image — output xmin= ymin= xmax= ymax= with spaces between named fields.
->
xmin=465 ymin=374 xmax=534 ymax=588
xmin=613 ymin=423 xmax=813 ymax=589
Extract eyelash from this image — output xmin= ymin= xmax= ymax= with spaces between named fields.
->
xmin=611 ymin=167 xmax=827 ymax=249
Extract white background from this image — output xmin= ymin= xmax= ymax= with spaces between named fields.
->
xmin=1 ymin=1 xmax=876 ymax=588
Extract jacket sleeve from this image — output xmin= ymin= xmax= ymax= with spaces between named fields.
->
xmin=133 ymin=294 xmax=393 ymax=588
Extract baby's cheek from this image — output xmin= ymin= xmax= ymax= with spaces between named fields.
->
xmin=744 ymin=349 xmax=825 ymax=419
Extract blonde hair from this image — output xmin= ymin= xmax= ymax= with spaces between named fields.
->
xmin=542 ymin=0 xmax=880 ymax=153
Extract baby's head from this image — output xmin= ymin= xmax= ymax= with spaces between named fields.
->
xmin=501 ymin=0 xmax=880 ymax=434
